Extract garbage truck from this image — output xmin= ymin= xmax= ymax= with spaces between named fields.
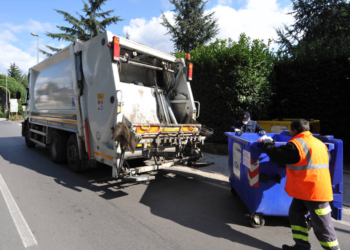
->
xmin=22 ymin=31 xmax=208 ymax=181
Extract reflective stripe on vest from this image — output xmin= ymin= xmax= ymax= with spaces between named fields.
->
xmin=286 ymin=138 xmax=329 ymax=171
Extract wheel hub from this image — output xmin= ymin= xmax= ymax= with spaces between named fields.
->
xmin=67 ymin=145 xmax=78 ymax=163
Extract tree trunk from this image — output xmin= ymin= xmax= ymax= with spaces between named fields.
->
xmin=0 ymin=97 xmax=5 ymax=113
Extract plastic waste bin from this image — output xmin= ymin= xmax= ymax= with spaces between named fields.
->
xmin=224 ymin=131 xmax=343 ymax=228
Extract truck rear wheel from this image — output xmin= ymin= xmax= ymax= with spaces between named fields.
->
xmin=67 ymin=134 xmax=82 ymax=172
xmin=24 ymin=124 xmax=35 ymax=148
xmin=50 ymin=130 xmax=68 ymax=163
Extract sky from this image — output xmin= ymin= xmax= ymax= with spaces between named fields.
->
xmin=0 ymin=0 xmax=294 ymax=75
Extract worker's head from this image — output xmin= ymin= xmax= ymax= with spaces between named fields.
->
xmin=290 ymin=119 xmax=310 ymax=137
xmin=242 ymin=111 xmax=251 ymax=125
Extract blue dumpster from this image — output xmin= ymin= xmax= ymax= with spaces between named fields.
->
xmin=224 ymin=131 xmax=343 ymax=228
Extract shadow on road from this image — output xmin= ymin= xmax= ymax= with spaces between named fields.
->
xmin=139 ymin=172 xmax=288 ymax=249
xmin=0 ymin=136 xmax=288 ymax=249
xmin=0 ymin=136 xmax=135 ymax=199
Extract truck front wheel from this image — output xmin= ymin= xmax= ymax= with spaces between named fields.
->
xmin=67 ymin=134 xmax=82 ymax=172
xmin=50 ymin=130 xmax=68 ymax=163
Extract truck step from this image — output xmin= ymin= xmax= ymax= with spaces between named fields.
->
xmin=30 ymin=129 xmax=46 ymax=136
xmin=123 ymin=176 xmax=155 ymax=182
xmin=29 ymin=138 xmax=46 ymax=147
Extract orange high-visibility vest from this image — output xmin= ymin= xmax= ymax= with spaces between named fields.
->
xmin=285 ymin=131 xmax=333 ymax=201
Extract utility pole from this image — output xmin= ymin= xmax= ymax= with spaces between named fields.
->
xmin=2 ymin=73 xmax=8 ymax=112
xmin=5 ymin=73 xmax=7 ymax=112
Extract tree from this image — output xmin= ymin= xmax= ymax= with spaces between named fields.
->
xmin=175 ymin=34 xmax=275 ymax=142
xmin=161 ymin=0 xmax=219 ymax=52
xmin=20 ymin=74 xmax=28 ymax=87
xmin=8 ymin=63 xmax=22 ymax=82
xmin=41 ymin=0 xmax=123 ymax=57
xmin=275 ymin=0 xmax=350 ymax=57
xmin=0 ymin=74 xmax=26 ymax=114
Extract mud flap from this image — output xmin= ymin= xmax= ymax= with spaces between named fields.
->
xmin=112 ymin=122 xmax=140 ymax=153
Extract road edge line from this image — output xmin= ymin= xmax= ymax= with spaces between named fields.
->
xmin=0 ymin=173 xmax=37 ymax=248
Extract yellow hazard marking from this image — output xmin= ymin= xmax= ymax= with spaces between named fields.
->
xmin=315 ymin=206 xmax=332 ymax=216
xmin=136 ymin=126 xmax=160 ymax=134
xmin=97 ymin=93 xmax=104 ymax=99
xmin=93 ymin=151 xmax=113 ymax=160
xmin=160 ymin=128 xmax=180 ymax=132
xmin=137 ymin=143 xmax=152 ymax=147
xmin=30 ymin=116 xmax=77 ymax=124
xmin=136 ymin=126 xmax=199 ymax=134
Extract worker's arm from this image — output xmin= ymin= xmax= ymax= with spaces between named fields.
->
xmin=254 ymin=121 xmax=266 ymax=133
xmin=263 ymin=141 xmax=300 ymax=165
xmin=230 ymin=121 xmax=242 ymax=132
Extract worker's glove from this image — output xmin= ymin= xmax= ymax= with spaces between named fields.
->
xmin=262 ymin=138 xmax=273 ymax=146
xmin=259 ymin=130 xmax=266 ymax=136
xmin=236 ymin=130 xmax=243 ymax=136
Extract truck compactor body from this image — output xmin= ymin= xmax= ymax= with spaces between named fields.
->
xmin=22 ymin=31 xmax=205 ymax=179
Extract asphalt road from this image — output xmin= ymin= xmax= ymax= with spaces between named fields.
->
xmin=0 ymin=119 xmax=349 ymax=250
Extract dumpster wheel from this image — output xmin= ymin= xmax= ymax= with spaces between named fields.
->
xmin=249 ymin=214 xmax=265 ymax=228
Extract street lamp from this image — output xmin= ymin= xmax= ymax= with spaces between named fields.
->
xmin=2 ymin=72 xmax=8 ymax=111
xmin=31 ymin=33 xmax=39 ymax=64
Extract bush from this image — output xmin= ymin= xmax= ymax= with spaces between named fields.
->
xmin=176 ymin=34 xmax=275 ymax=142
xmin=0 ymin=74 xmax=26 ymax=115
xmin=269 ymin=54 xmax=350 ymax=159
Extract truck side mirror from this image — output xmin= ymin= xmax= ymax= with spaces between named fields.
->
xmin=26 ymin=87 xmax=30 ymax=101
xmin=16 ymin=91 xmax=21 ymax=99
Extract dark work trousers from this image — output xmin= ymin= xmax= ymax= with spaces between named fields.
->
xmin=289 ymin=198 xmax=340 ymax=250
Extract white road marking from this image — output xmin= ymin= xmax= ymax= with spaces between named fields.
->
xmin=0 ymin=173 xmax=37 ymax=248
xmin=333 ymin=218 xmax=350 ymax=227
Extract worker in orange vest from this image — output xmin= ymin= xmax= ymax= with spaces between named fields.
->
xmin=262 ymin=119 xmax=339 ymax=250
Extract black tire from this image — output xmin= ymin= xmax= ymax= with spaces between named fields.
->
xmin=231 ymin=187 xmax=237 ymax=196
xmin=50 ymin=130 xmax=68 ymax=163
xmin=250 ymin=215 xmax=265 ymax=229
xmin=24 ymin=124 xmax=35 ymax=148
xmin=67 ymin=134 xmax=82 ymax=172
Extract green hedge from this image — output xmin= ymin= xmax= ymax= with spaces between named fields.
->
xmin=176 ymin=34 xmax=275 ymax=142
xmin=269 ymin=55 xmax=350 ymax=157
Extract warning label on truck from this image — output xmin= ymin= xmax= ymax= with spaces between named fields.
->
xmin=97 ymin=93 xmax=104 ymax=111
xmin=233 ymin=142 xmax=242 ymax=180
